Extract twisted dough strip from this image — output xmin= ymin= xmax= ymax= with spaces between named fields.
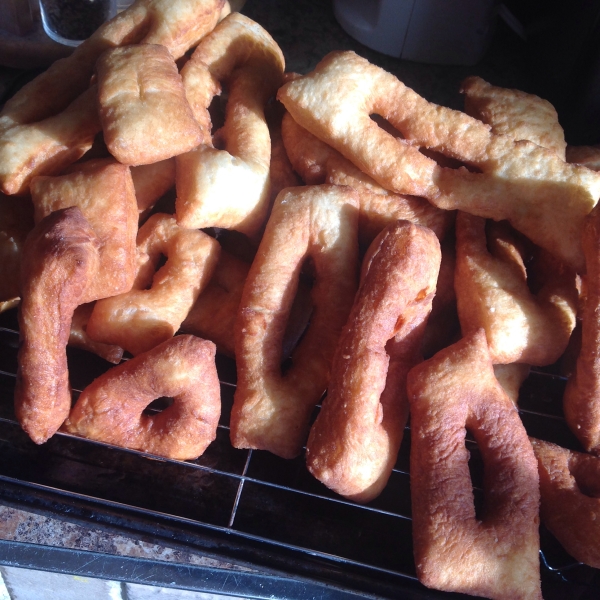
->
xmin=407 ymin=329 xmax=542 ymax=600
xmin=230 ymin=184 xmax=359 ymax=459
xmin=15 ymin=207 xmax=100 ymax=444
xmin=87 ymin=213 xmax=220 ymax=356
xmin=530 ymin=438 xmax=600 ymax=568
xmin=0 ymin=0 xmax=226 ymax=195
xmin=455 ymin=211 xmax=578 ymax=366
xmin=176 ymin=12 xmax=285 ymax=237
xmin=278 ymin=51 xmax=600 ymax=271
xmin=306 ymin=221 xmax=440 ymax=503
xmin=63 ymin=335 xmax=221 ymax=461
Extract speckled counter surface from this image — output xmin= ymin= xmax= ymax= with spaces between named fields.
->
xmin=0 ymin=0 xmax=533 ymax=596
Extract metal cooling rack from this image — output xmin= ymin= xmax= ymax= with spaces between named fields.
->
xmin=0 ymin=307 xmax=599 ymax=599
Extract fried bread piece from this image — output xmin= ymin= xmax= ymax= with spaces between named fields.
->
xmin=96 ymin=44 xmax=204 ymax=166
xmin=407 ymin=329 xmax=542 ymax=599
xmin=306 ymin=220 xmax=440 ymax=503
xmin=530 ymin=438 xmax=600 ymax=568
xmin=15 ymin=207 xmax=100 ymax=444
xmin=230 ymin=184 xmax=359 ymax=459
xmin=63 ymin=334 xmax=221 ymax=460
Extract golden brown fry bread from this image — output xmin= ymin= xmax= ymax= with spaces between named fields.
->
xmin=15 ymin=207 xmax=100 ymax=444
xmin=131 ymin=159 xmax=176 ymax=219
xmin=69 ymin=304 xmax=124 ymax=364
xmin=277 ymin=51 xmax=600 ymax=271
xmin=176 ymin=12 xmax=285 ymax=237
xmin=230 ymin=185 xmax=359 ymax=459
xmin=567 ymin=144 xmax=600 ymax=171
xmin=0 ymin=0 xmax=225 ymax=195
xmin=30 ymin=159 xmax=138 ymax=303
xmin=87 ymin=213 xmax=220 ymax=356
xmin=96 ymin=44 xmax=204 ymax=166
xmin=455 ymin=212 xmax=578 ymax=365
xmin=0 ymin=194 xmax=34 ymax=305
xmin=530 ymin=438 xmax=600 ymax=568
xmin=563 ymin=203 xmax=600 ymax=453
xmin=460 ymin=76 xmax=567 ymax=158
xmin=281 ymin=112 xmax=452 ymax=247
xmin=306 ymin=221 xmax=440 ymax=503
xmin=407 ymin=330 xmax=542 ymax=600
xmin=63 ymin=335 xmax=221 ymax=460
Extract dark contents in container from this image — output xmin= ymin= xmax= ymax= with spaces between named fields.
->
xmin=40 ymin=0 xmax=112 ymax=41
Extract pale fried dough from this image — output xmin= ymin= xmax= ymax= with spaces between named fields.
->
xmin=281 ymin=111 xmax=452 ymax=246
xmin=306 ymin=221 xmax=440 ymax=503
xmin=69 ymin=304 xmax=124 ymax=364
xmin=30 ymin=159 xmax=138 ymax=303
xmin=230 ymin=185 xmax=359 ymax=459
xmin=131 ymin=159 xmax=176 ymax=219
xmin=455 ymin=212 xmax=578 ymax=365
xmin=461 ymin=75 xmax=566 ymax=158
xmin=96 ymin=44 xmax=204 ymax=166
xmin=87 ymin=213 xmax=220 ymax=356
xmin=407 ymin=330 xmax=542 ymax=600
xmin=278 ymin=51 xmax=600 ymax=271
xmin=15 ymin=207 xmax=100 ymax=444
xmin=63 ymin=335 xmax=221 ymax=461
xmin=530 ymin=438 xmax=600 ymax=568
xmin=176 ymin=12 xmax=285 ymax=237
xmin=0 ymin=0 xmax=226 ymax=195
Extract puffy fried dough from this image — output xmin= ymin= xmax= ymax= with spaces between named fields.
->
xmin=461 ymin=75 xmax=566 ymax=158
xmin=455 ymin=212 xmax=578 ymax=365
xmin=306 ymin=221 xmax=440 ymax=503
xmin=0 ymin=194 xmax=34 ymax=305
xmin=564 ymin=203 xmax=600 ymax=453
xmin=530 ymin=438 xmax=600 ymax=568
xmin=87 ymin=213 xmax=220 ymax=356
xmin=281 ymin=112 xmax=452 ymax=247
xmin=15 ymin=207 xmax=100 ymax=444
xmin=493 ymin=363 xmax=531 ymax=405
xmin=231 ymin=185 xmax=359 ymax=459
xmin=407 ymin=330 xmax=542 ymax=600
xmin=30 ymin=159 xmax=138 ymax=302
xmin=0 ymin=0 xmax=226 ymax=195
xmin=278 ymin=51 xmax=600 ymax=271
xmin=131 ymin=159 xmax=176 ymax=219
xmin=96 ymin=44 xmax=204 ymax=166
xmin=176 ymin=12 xmax=285 ymax=237
xmin=63 ymin=335 xmax=220 ymax=460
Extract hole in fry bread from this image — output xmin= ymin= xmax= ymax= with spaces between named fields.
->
xmin=369 ymin=114 xmax=404 ymax=139
xmin=144 ymin=396 xmax=174 ymax=416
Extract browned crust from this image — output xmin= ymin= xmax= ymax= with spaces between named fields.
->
xmin=15 ymin=207 xmax=100 ymax=444
xmin=63 ymin=335 xmax=221 ymax=460
xmin=406 ymin=330 xmax=542 ymax=599
xmin=306 ymin=221 xmax=440 ymax=503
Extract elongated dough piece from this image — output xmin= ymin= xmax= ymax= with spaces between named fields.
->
xmin=230 ymin=184 xmax=359 ymax=459
xmin=407 ymin=329 xmax=542 ymax=600
xmin=176 ymin=12 xmax=285 ymax=237
xmin=306 ymin=221 xmax=440 ymax=503
xmin=278 ymin=50 xmax=600 ymax=271
xmin=15 ymin=207 xmax=100 ymax=444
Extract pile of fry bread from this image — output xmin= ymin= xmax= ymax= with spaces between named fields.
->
xmin=3 ymin=0 xmax=600 ymax=597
